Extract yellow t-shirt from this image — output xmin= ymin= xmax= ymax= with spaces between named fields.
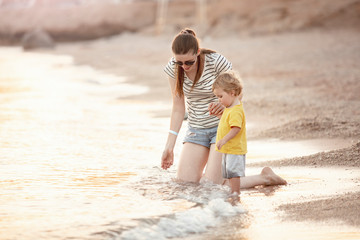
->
xmin=216 ymin=103 xmax=247 ymax=155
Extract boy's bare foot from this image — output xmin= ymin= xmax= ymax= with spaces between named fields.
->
xmin=261 ymin=167 xmax=287 ymax=185
xmin=227 ymin=192 xmax=240 ymax=206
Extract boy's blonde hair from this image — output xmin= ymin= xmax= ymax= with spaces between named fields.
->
xmin=212 ymin=70 xmax=243 ymax=96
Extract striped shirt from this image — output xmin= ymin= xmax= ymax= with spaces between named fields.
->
xmin=164 ymin=52 xmax=232 ymax=128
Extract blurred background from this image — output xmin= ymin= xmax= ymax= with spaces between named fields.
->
xmin=0 ymin=0 xmax=359 ymax=46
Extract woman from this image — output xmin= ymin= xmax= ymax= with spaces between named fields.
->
xmin=161 ymin=28 xmax=287 ymax=187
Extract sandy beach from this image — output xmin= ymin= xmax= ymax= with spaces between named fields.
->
xmin=1 ymin=0 xmax=359 ymax=238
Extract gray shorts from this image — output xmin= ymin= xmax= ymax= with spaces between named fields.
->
xmin=222 ymin=154 xmax=246 ymax=179
xmin=183 ymin=125 xmax=218 ymax=148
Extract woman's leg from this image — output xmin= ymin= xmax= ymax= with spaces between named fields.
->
xmin=177 ymin=142 xmax=210 ymax=183
xmin=240 ymin=167 xmax=287 ymax=189
xmin=202 ymin=144 xmax=223 ymax=184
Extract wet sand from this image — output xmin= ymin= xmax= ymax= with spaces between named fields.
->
xmin=40 ymin=27 xmax=360 ymax=236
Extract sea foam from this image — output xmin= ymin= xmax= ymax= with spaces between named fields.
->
xmin=119 ymin=198 xmax=246 ymax=240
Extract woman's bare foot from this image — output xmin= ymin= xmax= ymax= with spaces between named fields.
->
xmin=261 ymin=167 xmax=287 ymax=186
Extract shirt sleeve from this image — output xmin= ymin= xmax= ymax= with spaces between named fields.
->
xmin=229 ymin=109 xmax=243 ymax=128
xmin=164 ymin=57 xmax=176 ymax=79
xmin=214 ymin=54 xmax=232 ymax=74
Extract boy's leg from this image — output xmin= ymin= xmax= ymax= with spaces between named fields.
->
xmin=229 ymin=177 xmax=240 ymax=194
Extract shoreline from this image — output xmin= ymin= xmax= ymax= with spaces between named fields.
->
xmin=247 ymin=139 xmax=359 ymax=168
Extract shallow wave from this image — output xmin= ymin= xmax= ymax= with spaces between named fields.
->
xmin=119 ymin=198 xmax=246 ymax=240
xmin=108 ymin=167 xmax=247 ymax=240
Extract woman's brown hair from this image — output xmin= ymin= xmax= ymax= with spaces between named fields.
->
xmin=172 ymin=28 xmax=216 ymax=97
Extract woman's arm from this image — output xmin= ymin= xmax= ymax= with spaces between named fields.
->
xmin=161 ymin=77 xmax=186 ymax=170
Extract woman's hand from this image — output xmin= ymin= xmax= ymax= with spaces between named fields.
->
xmin=161 ymin=148 xmax=174 ymax=170
xmin=208 ymin=102 xmax=224 ymax=118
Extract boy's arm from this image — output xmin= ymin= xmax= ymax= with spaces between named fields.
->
xmin=217 ymin=126 xmax=241 ymax=150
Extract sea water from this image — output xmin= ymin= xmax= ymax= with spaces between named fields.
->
xmin=0 ymin=48 xmax=246 ymax=240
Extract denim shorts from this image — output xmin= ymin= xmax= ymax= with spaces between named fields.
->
xmin=183 ymin=125 xmax=218 ymax=148
xmin=222 ymin=154 xmax=246 ymax=179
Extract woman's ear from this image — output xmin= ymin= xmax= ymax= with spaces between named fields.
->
xmin=197 ymin=49 xmax=201 ymax=56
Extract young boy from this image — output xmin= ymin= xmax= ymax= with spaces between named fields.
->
xmin=212 ymin=71 xmax=247 ymax=195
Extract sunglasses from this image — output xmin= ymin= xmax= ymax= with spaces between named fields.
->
xmin=173 ymin=59 xmax=196 ymax=66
